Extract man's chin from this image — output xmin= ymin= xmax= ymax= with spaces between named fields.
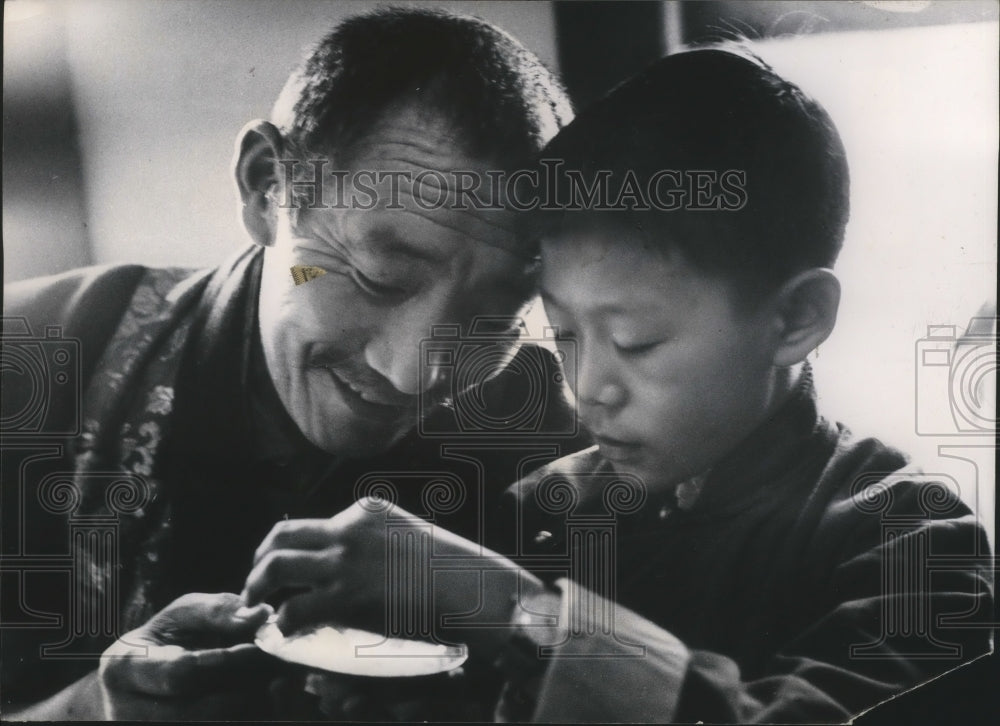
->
xmin=294 ymin=375 xmax=416 ymax=451
xmin=308 ymin=399 xmax=464 ymax=457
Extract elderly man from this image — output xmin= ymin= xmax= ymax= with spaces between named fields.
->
xmin=1 ymin=8 xmax=579 ymax=719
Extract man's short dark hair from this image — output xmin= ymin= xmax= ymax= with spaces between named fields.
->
xmin=273 ymin=6 xmax=572 ymax=168
xmin=539 ymin=46 xmax=850 ymax=296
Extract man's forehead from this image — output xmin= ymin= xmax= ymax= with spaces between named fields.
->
xmin=341 ymin=207 xmax=533 ymax=281
xmin=284 ymin=101 xmax=537 ymax=260
xmin=286 ymin=102 xmax=482 ymax=184
xmin=346 ymin=103 xmax=471 ymax=165
xmin=366 ymin=170 xmax=523 ymax=246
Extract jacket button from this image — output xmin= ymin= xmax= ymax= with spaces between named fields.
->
xmin=533 ymin=530 xmax=553 ymax=544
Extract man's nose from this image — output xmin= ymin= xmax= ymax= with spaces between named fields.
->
xmin=363 ymin=300 xmax=450 ymax=396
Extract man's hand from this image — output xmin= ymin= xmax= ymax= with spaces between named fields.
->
xmin=98 ymin=592 xmax=278 ymax=720
xmin=242 ymin=503 xmax=390 ymax=635
xmin=243 ymin=502 xmax=545 ymax=659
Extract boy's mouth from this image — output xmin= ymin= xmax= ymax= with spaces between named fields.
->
xmin=592 ymin=434 xmax=643 ymax=464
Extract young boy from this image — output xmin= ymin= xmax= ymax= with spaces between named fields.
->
xmin=237 ymin=47 xmax=991 ymax=722
xmin=483 ymin=47 xmax=993 ymax=722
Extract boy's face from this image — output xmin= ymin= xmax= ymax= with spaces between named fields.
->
xmin=540 ymin=222 xmax=781 ymax=490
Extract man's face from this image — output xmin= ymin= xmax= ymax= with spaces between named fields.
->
xmin=258 ymin=106 xmax=531 ymax=456
xmin=540 ymin=222 xmax=779 ymax=490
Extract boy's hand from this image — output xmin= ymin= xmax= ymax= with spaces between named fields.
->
xmin=98 ymin=592 xmax=278 ymax=720
xmin=243 ymin=502 xmax=545 ymax=658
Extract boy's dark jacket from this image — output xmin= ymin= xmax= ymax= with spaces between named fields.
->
xmin=498 ymin=368 xmax=993 ymax=722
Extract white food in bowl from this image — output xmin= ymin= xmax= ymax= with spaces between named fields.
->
xmin=254 ymin=618 xmax=468 ymax=677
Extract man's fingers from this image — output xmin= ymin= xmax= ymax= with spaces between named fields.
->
xmin=275 ymin=583 xmax=353 ymax=634
xmin=242 ymin=547 xmax=344 ymax=606
xmin=192 ymin=593 xmax=273 ymax=638
xmin=253 ymin=519 xmax=339 ymax=566
xmin=103 ymin=642 xmax=276 ymax=696
xmin=150 ymin=592 xmax=272 ymax=640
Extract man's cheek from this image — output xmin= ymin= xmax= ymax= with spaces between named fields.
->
xmin=280 ymin=280 xmax=352 ymax=333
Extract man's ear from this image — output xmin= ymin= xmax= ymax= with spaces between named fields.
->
xmin=770 ymin=268 xmax=841 ymax=367
xmin=233 ymin=120 xmax=285 ymax=247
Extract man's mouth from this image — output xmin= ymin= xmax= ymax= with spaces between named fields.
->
xmin=313 ymin=364 xmax=416 ymax=420
xmin=331 ymin=368 xmax=410 ymax=407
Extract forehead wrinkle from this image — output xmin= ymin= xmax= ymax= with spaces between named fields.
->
xmin=305 ymin=191 xmax=522 ymax=264
xmin=388 ymin=184 xmax=518 ymax=236
xmin=368 ymin=173 xmax=524 ymax=254
xmin=358 ymin=223 xmax=449 ymax=265
xmin=343 ymin=205 xmax=503 ymax=269
xmin=346 ymin=155 xmax=511 ymax=226
xmin=353 ymin=133 xmax=471 ymax=168
xmin=374 ymin=155 xmax=474 ymax=175
xmin=385 ymin=203 xmax=507 ymax=248
xmin=293 ymin=201 xmax=349 ymax=246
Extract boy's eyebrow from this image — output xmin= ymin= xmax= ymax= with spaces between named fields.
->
xmin=540 ymin=287 xmax=632 ymax=316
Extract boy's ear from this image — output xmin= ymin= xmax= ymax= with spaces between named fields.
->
xmin=770 ymin=268 xmax=841 ymax=367
xmin=233 ymin=120 xmax=285 ymax=247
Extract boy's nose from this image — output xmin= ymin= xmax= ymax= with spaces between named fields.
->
xmin=577 ymin=381 xmax=628 ymax=436
xmin=592 ymin=383 xmax=627 ymax=407
xmin=575 ymin=348 xmax=627 ymax=411
xmin=579 ymin=382 xmax=627 ymax=412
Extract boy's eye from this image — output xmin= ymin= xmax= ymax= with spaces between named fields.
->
xmin=614 ymin=340 xmax=663 ymax=356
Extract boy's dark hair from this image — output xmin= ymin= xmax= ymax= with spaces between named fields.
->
xmin=272 ymin=6 xmax=572 ymax=168
xmin=540 ymin=46 xmax=850 ymax=296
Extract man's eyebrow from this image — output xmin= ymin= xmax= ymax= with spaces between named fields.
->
xmin=364 ymin=226 xmax=449 ymax=264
